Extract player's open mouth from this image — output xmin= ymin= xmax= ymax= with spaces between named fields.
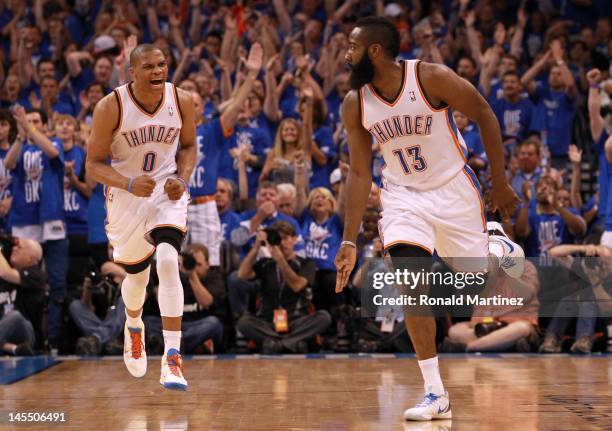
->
xmin=150 ymin=79 xmax=164 ymax=86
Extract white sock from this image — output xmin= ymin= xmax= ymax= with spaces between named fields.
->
xmin=418 ymin=356 xmax=445 ymax=395
xmin=125 ymin=309 xmax=143 ymax=329
xmin=163 ymin=330 xmax=181 ymax=353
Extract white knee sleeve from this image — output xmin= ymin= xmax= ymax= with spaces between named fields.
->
xmin=156 ymin=243 xmax=184 ymax=317
xmin=120 ymin=266 xmax=150 ymax=311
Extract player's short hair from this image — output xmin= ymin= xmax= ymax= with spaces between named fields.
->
xmin=25 ymin=108 xmax=48 ymax=125
xmin=186 ymin=243 xmax=209 ymax=262
xmin=354 ymin=16 xmax=400 ymax=58
xmin=130 ymin=44 xmax=164 ymax=67
xmin=0 ymin=108 xmax=18 ymax=143
xmin=270 ymin=220 xmax=297 ymax=238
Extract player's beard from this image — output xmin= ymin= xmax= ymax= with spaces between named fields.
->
xmin=349 ymin=51 xmax=375 ymax=90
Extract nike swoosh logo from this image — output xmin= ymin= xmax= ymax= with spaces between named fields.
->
xmin=437 ymin=403 xmax=450 ymax=414
xmin=499 ymin=238 xmax=514 ymax=253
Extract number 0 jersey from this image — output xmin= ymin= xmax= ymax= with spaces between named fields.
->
xmin=111 ymin=82 xmax=182 ymax=182
xmin=360 ymin=59 xmax=468 ymax=191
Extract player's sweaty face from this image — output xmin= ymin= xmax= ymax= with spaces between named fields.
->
xmin=134 ymin=51 xmax=168 ymax=91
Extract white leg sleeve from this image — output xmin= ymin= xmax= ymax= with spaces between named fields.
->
xmin=120 ymin=266 xmax=150 ymax=311
xmin=156 ymin=243 xmax=184 ymax=317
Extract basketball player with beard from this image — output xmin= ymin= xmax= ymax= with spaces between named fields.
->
xmin=334 ymin=17 xmax=523 ymax=420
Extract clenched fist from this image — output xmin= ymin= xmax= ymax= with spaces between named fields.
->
xmin=129 ymin=175 xmax=155 ymax=197
xmin=164 ymin=178 xmax=185 ymax=200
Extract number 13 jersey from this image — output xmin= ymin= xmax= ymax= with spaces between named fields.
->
xmin=360 ymin=59 xmax=468 ymax=191
xmin=111 ymin=82 xmax=182 ymax=182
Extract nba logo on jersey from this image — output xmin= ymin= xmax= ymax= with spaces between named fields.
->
xmin=168 ymin=106 xmax=174 ymax=116
xmin=409 ymin=91 xmax=417 ymax=102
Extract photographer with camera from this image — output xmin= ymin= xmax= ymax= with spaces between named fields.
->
xmin=235 ymin=221 xmax=331 ymax=354
xmin=143 ymin=244 xmax=224 ymax=354
xmin=0 ymin=235 xmax=45 ymax=355
xmin=69 ymin=261 xmax=127 ymax=355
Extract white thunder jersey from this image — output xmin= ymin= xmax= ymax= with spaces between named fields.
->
xmin=111 ymin=82 xmax=182 ymax=182
xmin=360 ymin=59 xmax=468 ymax=190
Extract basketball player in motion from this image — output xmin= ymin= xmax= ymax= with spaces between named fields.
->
xmin=86 ymin=44 xmax=196 ymax=391
xmin=335 ymin=17 xmax=522 ymax=420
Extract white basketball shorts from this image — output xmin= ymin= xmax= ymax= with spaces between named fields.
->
xmin=105 ymin=180 xmax=189 ymax=265
xmin=379 ymin=165 xmax=489 ymax=269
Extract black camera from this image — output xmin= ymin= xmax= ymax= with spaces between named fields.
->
xmin=263 ymin=227 xmax=281 ymax=247
xmin=0 ymin=232 xmax=17 ymax=260
xmin=180 ymin=252 xmax=197 ymax=271
xmin=474 ymin=321 xmax=507 ymax=338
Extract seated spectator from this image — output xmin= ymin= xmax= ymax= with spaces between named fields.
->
xmin=442 ymin=260 xmax=540 ymax=352
xmin=296 ymin=187 xmax=345 ymax=313
xmin=0 ymin=237 xmax=45 ymax=355
xmin=277 ymin=183 xmax=298 ymax=218
xmin=216 ymin=178 xmax=241 ymax=242
xmin=260 ymin=118 xmax=311 ymax=184
xmin=539 ymin=237 xmax=611 ymax=354
xmin=144 ymin=244 xmax=224 ymax=354
xmin=235 ymin=222 xmax=331 ymax=354
xmin=510 ymin=139 xmax=542 ymax=201
xmin=69 ymin=261 xmax=127 ymax=355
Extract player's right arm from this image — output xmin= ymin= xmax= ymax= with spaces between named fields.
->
xmin=85 ymin=94 xmax=155 ymax=197
xmin=335 ymin=90 xmax=372 ymax=292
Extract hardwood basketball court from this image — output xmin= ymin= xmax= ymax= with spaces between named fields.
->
xmin=1 ymin=354 xmax=611 ymax=430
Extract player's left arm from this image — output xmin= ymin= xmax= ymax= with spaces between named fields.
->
xmin=418 ymin=61 xmax=519 ymax=220
xmin=170 ymin=87 xmax=197 ymax=199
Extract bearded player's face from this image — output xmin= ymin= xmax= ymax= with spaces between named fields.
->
xmin=131 ymin=50 xmax=168 ymax=93
xmin=346 ymin=28 xmax=375 ymax=90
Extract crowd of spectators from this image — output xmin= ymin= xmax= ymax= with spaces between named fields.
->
xmin=0 ymin=0 xmax=610 ymax=356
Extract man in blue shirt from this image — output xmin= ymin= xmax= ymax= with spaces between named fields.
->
xmin=0 ymin=110 xmax=16 ymax=231
xmin=188 ymin=43 xmax=263 ymax=268
xmin=5 ymin=107 xmax=68 ymax=350
xmin=490 ymin=71 xmax=537 ymax=149
xmin=510 ymin=139 xmax=542 ymax=202
xmin=215 ymin=178 xmax=241 ymax=242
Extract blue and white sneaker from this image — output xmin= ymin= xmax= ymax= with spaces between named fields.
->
xmin=160 ymin=348 xmax=188 ymax=391
xmin=487 ymin=221 xmax=525 ymax=278
xmin=404 ymin=392 xmax=452 ymax=421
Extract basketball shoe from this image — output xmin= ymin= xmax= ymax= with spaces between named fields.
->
xmin=404 ymin=391 xmax=452 ymax=421
xmin=123 ymin=322 xmax=147 ymax=377
xmin=160 ymin=348 xmax=188 ymax=391
xmin=487 ymin=221 xmax=525 ymax=278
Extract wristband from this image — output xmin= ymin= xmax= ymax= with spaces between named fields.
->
xmin=127 ymin=177 xmax=134 ymax=193
xmin=176 ymin=176 xmax=188 ymax=190
xmin=341 ymin=240 xmax=357 ymax=248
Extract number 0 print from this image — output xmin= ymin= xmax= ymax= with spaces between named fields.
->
xmin=142 ymin=151 xmax=157 ymax=172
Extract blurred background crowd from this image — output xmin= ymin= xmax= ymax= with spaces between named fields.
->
xmin=0 ymin=0 xmax=610 ymax=357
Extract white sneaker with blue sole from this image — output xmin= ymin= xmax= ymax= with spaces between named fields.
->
xmin=160 ymin=348 xmax=188 ymax=391
xmin=487 ymin=221 xmax=525 ymax=279
xmin=404 ymin=391 xmax=452 ymax=421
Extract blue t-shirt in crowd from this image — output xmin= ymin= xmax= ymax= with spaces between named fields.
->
xmin=248 ymin=112 xmax=275 ymax=145
xmin=87 ymin=183 xmax=107 ymax=244
xmin=220 ymin=209 xmax=241 ymax=241
xmin=220 ymin=125 xmax=271 ymax=198
xmin=310 ymin=126 xmax=337 ymax=189
xmin=460 ymin=123 xmax=486 ymax=160
xmin=300 ymin=210 xmax=343 ymax=271
xmin=189 ymin=119 xmax=231 ymax=197
xmin=236 ymin=210 xmax=304 ymax=256
xmin=525 ymin=207 xmax=579 ymax=264
xmin=64 ymin=145 xmax=89 ymax=235
xmin=532 ymin=88 xmax=575 ymax=157
xmin=10 ymin=139 xmax=64 ymax=226
xmin=491 ymin=97 xmax=537 ymax=143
